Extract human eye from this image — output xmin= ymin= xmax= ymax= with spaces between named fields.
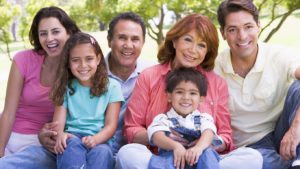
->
xmin=245 ymin=25 xmax=254 ymax=31
xmin=86 ymin=56 xmax=95 ymax=61
xmin=53 ymin=30 xmax=60 ymax=35
xmin=183 ymin=36 xmax=193 ymax=42
xmin=132 ymin=36 xmax=141 ymax=42
xmin=70 ymin=57 xmax=79 ymax=63
xmin=118 ymin=35 xmax=127 ymax=41
xmin=39 ymin=32 xmax=47 ymax=37
xmin=175 ymin=90 xmax=183 ymax=94
xmin=227 ymin=27 xmax=237 ymax=34
xmin=197 ymin=42 xmax=207 ymax=49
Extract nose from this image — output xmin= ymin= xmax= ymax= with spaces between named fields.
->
xmin=182 ymin=93 xmax=190 ymax=99
xmin=189 ymin=42 xmax=197 ymax=53
xmin=46 ymin=33 xmax=54 ymax=41
xmin=237 ymin=29 xmax=247 ymax=40
xmin=124 ymin=39 xmax=133 ymax=48
xmin=80 ymin=60 xmax=87 ymax=67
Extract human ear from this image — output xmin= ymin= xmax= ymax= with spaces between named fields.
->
xmin=167 ymin=93 xmax=172 ymax=103
xmin=172 ymin=39 xmax=177 ymax=49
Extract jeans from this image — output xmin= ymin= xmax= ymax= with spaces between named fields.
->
xmin=148 ymin=147 xmax=220 ymax=169
xmin=57 ymin=135 xmax=113 ymax=169
xmin=116 ymin=143 xmax=262 ymax=169
xmin=0 ymin=145 xmax=56 ymax=169
xmin=248 ymin=80 xmax=300 ymax=169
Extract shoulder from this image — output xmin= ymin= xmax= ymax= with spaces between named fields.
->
xmin=13 ymin=49 xmax=43 ymax=63
xmin=204 ymin=70 xmax=227 ymax=86
xmin=107 ymin=77 xmax=121 ymax=89
xmin=259 ymin=42 xmax=296 ymax=57
xmin=138 ymin=63 xmax=168 ymax=81
xmin=136 ymin=59 xmax=157 ymax=73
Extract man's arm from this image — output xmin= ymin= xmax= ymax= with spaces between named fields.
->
xmin=280 ymin=106 xmax=300 ymax=160
xmin=38 ymin=122 xmax=58 ymax=153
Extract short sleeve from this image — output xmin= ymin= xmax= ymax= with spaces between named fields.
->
xmin=13 ymin=51 xmax=30 ymax=77
xmin=63 ymin=92 xmax=68 ymax=108
xmin=147 ymin=113 xmax=170 ymax=145
xmin=108 ymin=78 xmax=124 ymax=103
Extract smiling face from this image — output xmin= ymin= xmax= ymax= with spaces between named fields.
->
xmin=168 ymin=81 xmax=202 ymax=117
xmin=172 ymin=29 xmax=208 ymax=69
xmin=108 ymin=19 xmax=144 ymax=69
xmin=221 ymin=10 xmax=260 ymax=60
xmin=69 ymin=43 xmax=100 ymax=87
xmin=38 ymin=17 xmax=70 ymax=58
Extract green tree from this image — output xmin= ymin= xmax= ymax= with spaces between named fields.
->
xmin=0 ymin=0 xmax=20 ymax=60
xmin=256 ymin=0 xmax=300 ymax=42
xmin=18 ymin=0 xmax=59 ymax=43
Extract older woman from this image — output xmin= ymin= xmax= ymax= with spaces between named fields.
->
xmin=116 ymin=14 xmax=262 ymax=169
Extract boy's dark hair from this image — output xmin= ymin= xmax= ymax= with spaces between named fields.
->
xmin=107 ymin=12 xmax=146 ymax=42
xmin=217 ymin=0 xmax=259 ymax=29
xmin=165 ymin=68 xmax=207 ymax=96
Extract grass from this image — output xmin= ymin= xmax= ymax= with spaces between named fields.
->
xmin=1 ymin=15 xmax=300 ymax=111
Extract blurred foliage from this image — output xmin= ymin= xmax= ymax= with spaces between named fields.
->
xmin=2 ymin=0 xmax=300 ymax=50
xmin=0 ymin=0 xmax=20 ymax=59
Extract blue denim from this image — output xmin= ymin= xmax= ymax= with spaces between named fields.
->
xmin=148 ymin=147 xmax=220 ymax=169
xmin=57 ymin=134 xmax=113 ymax=169
xmin=168 ymin=117 xmax=222 ymax=146
xmin=248 ymin=80 xmax=300 ymax=169
xmin=0 ymin=145 xmax=56 ymax=169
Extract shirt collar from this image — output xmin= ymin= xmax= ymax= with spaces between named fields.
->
xmin=220 ymin=42 xmax=266 ymax=74
xmin=105 ymin=52 xmax=141 ymax=81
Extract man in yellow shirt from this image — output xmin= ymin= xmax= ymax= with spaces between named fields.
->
xmin=214 ymin=0 xmax=300 ymax=169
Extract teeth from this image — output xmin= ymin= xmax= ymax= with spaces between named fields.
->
xmin=184 ymin=55 xmax=195 ymax=60
xmin=238 ymin=42 xmax=249 ymax=46
xmin=79 ymin=70 xmax=88 ymax=74
xmin=47 ymin=44 xmax=58 ymax=48
xmin=122 ymin=52 xmax=133 ymax=55
xmin=180 ymin=103 xmax=190 ymax=107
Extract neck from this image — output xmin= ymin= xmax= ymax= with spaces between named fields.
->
xmin=43 ymin=56 xmax=60 ymax=69
xmin=108 ymin=56 xmax=136 ymax=81
xmin=231 ymin=47 xmax=258 ymax=78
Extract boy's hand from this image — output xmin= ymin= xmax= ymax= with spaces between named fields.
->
xmin=173 ymin=143 xmax=186 ymax=169
xmin=82 ymin=136 xmax=97 ymax=148
xmin=185 ymin=146 xmax=203 ymax=166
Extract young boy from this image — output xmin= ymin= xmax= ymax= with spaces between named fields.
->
xmin=147 ymin=67 xmax=222 ymax=169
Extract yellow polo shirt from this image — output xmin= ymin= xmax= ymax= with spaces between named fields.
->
xmin=214 ymin=42 xmax=300 ymax=147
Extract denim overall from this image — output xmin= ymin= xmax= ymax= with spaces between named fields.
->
xmin=148 ymin=116 xmax=220 ymax=169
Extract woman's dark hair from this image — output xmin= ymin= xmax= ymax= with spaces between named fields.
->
xmin=29 ymin=6 xmax=80 ymax=52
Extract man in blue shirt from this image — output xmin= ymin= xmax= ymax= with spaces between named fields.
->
xmin=0 ymin=12 xmax=153 ymax=168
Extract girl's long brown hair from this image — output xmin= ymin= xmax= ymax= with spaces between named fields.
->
xmin=50 ymin=32 xmax=108 ymax=105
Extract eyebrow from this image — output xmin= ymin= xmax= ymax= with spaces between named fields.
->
xmin=39 ymin=27 xmax=62 ymax=32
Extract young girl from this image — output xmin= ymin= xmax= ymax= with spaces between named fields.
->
xmin=147 ymin=68 xmax=221 ymax=169
xmin=50 ymin=32 xmax=123 ymax=169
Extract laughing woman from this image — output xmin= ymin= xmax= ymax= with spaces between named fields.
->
xmin=0 ymin=6 xmax=80 ymax=157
